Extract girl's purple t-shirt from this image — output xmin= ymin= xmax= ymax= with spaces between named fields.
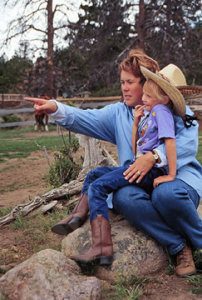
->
xmin=137 ymin=104 xmax=175 ymax=154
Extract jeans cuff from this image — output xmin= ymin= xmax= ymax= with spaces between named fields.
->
xmin=169 ymin=242 xmax=185 ymax=256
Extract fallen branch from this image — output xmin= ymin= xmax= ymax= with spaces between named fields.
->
xmin=0 ymin=137 xmax=117 ymax=227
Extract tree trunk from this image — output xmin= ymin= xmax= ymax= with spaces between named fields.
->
xmin=136 ymin=0 xmax=146 ymax=50
xmin=46 ymin=0 xmax=55 ymax=98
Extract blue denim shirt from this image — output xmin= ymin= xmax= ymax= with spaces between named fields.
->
xmin=51 ymin=100 xmax=202 ymax=198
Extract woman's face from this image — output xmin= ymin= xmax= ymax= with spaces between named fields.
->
xmin=120 ymin=70 xmax=143 ymax=107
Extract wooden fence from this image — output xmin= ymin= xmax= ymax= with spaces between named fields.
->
xmin=0 ymin=95 xmax=121 ymax=128
xmin=0 ymin=94 xmax=202 ymax=128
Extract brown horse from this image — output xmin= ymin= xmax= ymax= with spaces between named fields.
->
xmin=34 ymin=95 xmax=49 ymax=131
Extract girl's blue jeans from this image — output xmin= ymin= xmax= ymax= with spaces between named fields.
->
xmin=82 ymin=164 xmax=165 ymax=221
xmin=82 ymin=165 xmax=202 ymax=255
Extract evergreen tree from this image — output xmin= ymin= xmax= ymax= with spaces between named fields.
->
xmin=65 ymin=0 xmax=132 ymax=93
xmin=135 ymin=0 xmax=201 ymax=80
xmin=0 ymin=55 xmax=32 ymax=94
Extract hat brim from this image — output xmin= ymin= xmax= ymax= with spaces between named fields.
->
xmin=140 ymin=66 xmax=186 ymax=117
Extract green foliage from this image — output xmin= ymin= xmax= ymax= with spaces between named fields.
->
xmin=0 ymin=207 xmax=12 ymax=217
xmin=2 ymin=114 xmax=21 ymax=123
xmin=194 ymin=249 xmax=202 ymax=273
xmin=9 ymin=209 xmax=68 ymax=253
xmin=56 ymin=0 xmax=132 ymax=94
xmin=0 ymin=54 xmax=32 ymax=94
xmin=0 ymin=293 xmax=7 ymax=300
xmin=187 ymin=274 xmax=202 ymax=295
xmin=11 ymin=215 xmax=26 ymax=230
xmin=0 ymin=128 xmax=66 ymax=162
xmin=113 ymin=275 xmax=149 ymax=300
xmin=92 ymin=82 xmax=121 ymax=97
xmin=47 ymin=138 xmax=81 ymax=187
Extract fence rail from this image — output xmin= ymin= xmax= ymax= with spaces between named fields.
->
xmin=0 ymin=94 xmax=25 ymax=101
xmin=1 ymin=94 xmax=202 ymax=128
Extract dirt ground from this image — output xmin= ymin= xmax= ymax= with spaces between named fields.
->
xmin=0 ymin=130 xmax=202 ymax=299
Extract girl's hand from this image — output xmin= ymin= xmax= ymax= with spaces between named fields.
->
xmin=24 ymin=97 xmax=58 ymax=114
xmin=153 ymin=175 xmax=175 ymax=188
xmin=133 ymin=105 xmax=145 ymax=126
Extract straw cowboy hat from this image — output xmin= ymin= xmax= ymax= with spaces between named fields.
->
xmin=140 ymin=65 xmax=186 ymax=117
xmin=160 ymin=64 xmax=202 ymax=96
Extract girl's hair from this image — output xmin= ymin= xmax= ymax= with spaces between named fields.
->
xmin=143 ymin=78 xmax=171 ymax=105
xmin=119 ymin=48 xmax=160 ymax=85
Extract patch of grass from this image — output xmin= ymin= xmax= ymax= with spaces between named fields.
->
xmin=0 ymin=165 xmax=15 ymax=173
xmin=0 ymin=182 xmax=35 ymax=193
xmin=2 ymin=114 xmax=21 ymax=123
xmin=0 ymin=208 xmax=70 ymax=266
xmin=112 ymin=275 xmax=149 ymax=300
xmin=194 ymin=249 xmax=202 ymax=273
xmin=165 ymin=262 xmax=175 ymax=276
xmin=0 ymin=127 xmax=77 ymax=162
xmin=0 ymin=125 xmax=56 ymax=139
xmin=165 ymin=254 xmax=175 ymax=275
xmin=0 ymin=126 xmax=33 ymax=139
xmin=0 ymin=293 xmax=7 ymax=300
xmin=11 ymin=209 xmax=68 ymax=231
xmin=187 ymin=274 xmax=202 ymax=295
xmin=0 ymin=207 xmax=12 ymax=217
xmin=10 ymin=209 xmax=69 ymax=252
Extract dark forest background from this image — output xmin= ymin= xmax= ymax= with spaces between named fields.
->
xmin=0 ymin=0 xmax=201 ymax=98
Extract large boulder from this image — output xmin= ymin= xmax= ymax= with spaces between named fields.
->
xmin=0 ymin=249 xmax=101 ymax=300
xmin=62 ymin=213 xmax=167 ymax=283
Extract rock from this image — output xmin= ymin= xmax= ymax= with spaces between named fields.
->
xmin=0 ymin=249 xmax=101 ymax=300
xmin=62 ymin=213 xmax=167 ymax=283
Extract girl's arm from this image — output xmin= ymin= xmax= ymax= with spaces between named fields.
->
xmin=132 ymin=122 xmax=138 ymax=154
xmin=153 ymin=138 xmax=176 ymax=187
xmin=132 ymin=105 xmax=145 ymax=154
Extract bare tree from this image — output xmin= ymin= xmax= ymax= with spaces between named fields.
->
xmin=2 ymin=0 xmax=74 ymax=97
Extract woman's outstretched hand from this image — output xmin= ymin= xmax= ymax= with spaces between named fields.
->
xmin=123 ymin=152 xmax=155 ymax=183
xmin=24 ymin=97 xmax=58 ymax=114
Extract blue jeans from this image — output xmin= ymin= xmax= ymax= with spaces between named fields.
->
xmin=113 ymin=179 xmax=202 ymax=255
xmin=82 ymin=164 xmax=165 ymax=221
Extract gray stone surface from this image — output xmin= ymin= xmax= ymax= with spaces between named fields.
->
xmin=62 ymin=213 xmax=167 ymax=283
xmin=0 ymin=249 xmax=101 ymax=300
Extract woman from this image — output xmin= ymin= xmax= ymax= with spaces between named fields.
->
xmin=25 ymin=49 xmax=202 ymax=277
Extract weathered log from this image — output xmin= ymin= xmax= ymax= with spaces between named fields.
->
xmin=0 ymin=136 xmax=117 ymax=227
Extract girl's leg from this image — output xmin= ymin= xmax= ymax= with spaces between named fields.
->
xmin=88 ymin=166 xmax=166 ymax=221
xmin=81 ymin=166 xmax=118 ymax=194
xmin=88 ymin=165 xmax=130 ymax=221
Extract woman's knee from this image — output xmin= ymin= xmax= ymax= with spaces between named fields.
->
xmin=113 ymin=185 xmax=149 ymax=215
xmin=152 ymin=181 xmax=189 ymax=211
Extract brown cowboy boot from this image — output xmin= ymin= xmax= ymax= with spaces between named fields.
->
xmin=175 ymin=245 xmax=196 ymax=277
xmin=71 ymin=214 xmax=113 ymax=266
xmin=51 ymin=194 xmax=89 ymax=235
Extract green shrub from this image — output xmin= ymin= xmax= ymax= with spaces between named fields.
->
xmin=47 ymin=138 xmax=81 ymax=187
xmin=2 ymin=114 xmax=21 ymax=123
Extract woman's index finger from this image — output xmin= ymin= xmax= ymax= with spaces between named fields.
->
xmin=24 ymin=97 xmax=47 ymax=105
